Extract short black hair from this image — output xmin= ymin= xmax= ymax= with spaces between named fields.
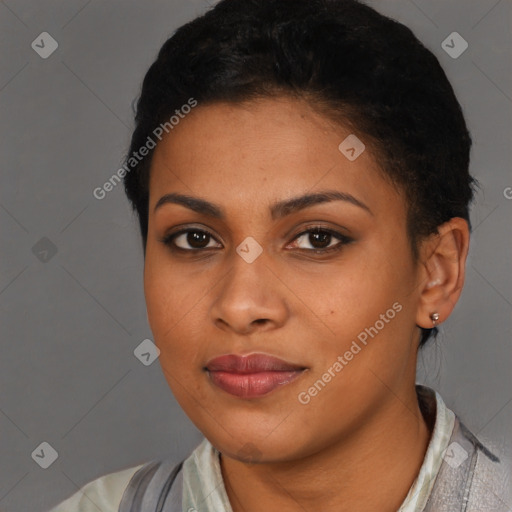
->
xmin=123 ymin=0 xmax=477 ymax=347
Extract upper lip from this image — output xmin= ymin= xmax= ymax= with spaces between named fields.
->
xmin=205 ymin=353 xmax=306 ymax=373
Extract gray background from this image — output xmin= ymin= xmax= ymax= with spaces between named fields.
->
xmin=0 ymin=0 xmax=510 ymax=511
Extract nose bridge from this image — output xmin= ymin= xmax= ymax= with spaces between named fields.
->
xmin=210 ymin=242 xmax=287 ymax=332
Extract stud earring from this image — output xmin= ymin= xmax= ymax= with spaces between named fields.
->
xmin=430 ymin=312 xmax=440 ymax=327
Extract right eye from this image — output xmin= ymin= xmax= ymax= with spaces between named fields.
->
xmin=160 ymin=228 xmax=223 ymax=252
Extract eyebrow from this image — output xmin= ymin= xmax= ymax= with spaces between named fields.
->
xmin=153 ymin=190 xmax=373 ymax=219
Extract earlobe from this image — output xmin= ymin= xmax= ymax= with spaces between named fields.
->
xmin=415 ymin=218 xmax=470 ymax=330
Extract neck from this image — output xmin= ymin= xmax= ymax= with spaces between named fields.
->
xmin=220 ymin=386 xmax=433 ymax=512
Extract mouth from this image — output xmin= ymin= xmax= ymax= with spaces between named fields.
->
xmin=205 ymin=353 xmax=307 ymax=399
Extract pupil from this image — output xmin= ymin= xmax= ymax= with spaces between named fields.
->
xmin=310 ymin=231 xmax=330 ymax=248
xmin=188 ymin=231 xmax=208 ymax=248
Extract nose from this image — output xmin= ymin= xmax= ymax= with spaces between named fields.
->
xmin=209 ymin=250 xmax=289 ymax=335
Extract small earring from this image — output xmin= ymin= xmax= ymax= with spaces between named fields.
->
xmin=430 ymin=312 xmax=440 ymax=327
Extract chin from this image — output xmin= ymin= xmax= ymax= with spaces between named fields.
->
xmin=196 ymin=412 xmax=316 ymax=463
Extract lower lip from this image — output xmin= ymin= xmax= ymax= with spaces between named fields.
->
xmin=207 ymin=370 xmax=303 ymax=398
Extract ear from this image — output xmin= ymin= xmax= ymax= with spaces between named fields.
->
xmin=415 ymin=218 xmax=470 ymax=329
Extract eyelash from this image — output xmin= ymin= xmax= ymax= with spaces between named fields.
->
xmin=159 ymin=226 xmax=353 ymax=255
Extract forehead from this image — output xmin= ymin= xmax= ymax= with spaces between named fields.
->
xmin=148 ymin=97 xmax=405 ymax=220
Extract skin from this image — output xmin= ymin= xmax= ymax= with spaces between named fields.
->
xmin=143 ymin=96 xmax=470 ymax=512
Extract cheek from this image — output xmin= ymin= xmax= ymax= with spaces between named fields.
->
xmin=318 ymin=239 xmax=415 ymax=359
xmin=144 ymin=254 xmax=199 ymax=353
xmin=144 ymin=264 xmax=207 ymax=405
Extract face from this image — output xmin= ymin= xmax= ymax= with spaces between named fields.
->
xmin=144 ymin=96 xmax=425 ymax=463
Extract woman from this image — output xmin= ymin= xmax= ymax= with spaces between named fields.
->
xmin=49 ymin=0 xmax=512 ymax=510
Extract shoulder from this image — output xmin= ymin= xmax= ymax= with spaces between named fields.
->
xmin=47 ymin=462 xmax=146 ymax=512
xmin=467 ymin=432 xmax=512 ymax=512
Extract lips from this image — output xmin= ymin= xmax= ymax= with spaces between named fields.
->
xmin=205 ymin=353 xmax=306 ymax=398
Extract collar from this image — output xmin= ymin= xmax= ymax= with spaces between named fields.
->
xmin=397 ymin=385 xmax=456 ymax=511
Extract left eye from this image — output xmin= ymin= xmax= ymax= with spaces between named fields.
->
xmin=289 ymin=228 xmax=352 ymax=253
